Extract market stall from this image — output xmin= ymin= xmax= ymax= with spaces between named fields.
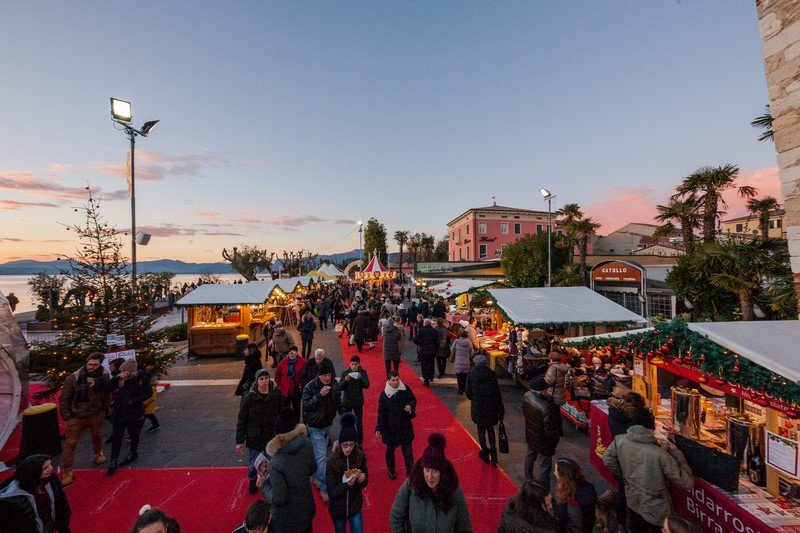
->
xmin=356 ymin=252 xmax=393 ymax=287
xmin=486 ymin=286 xmax=646 ymax=375
xmin=578 ymin=319 xmax=800 ymax=532
xmin=423 ymin=278 xmax=504 ymax=324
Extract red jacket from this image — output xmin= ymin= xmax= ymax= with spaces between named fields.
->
xmin=275 ymin=355 xmax=306 ymax=398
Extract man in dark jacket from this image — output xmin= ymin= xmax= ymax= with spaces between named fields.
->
xmin=106 ymin=359 xmax=152 ymax=476
xmin=376 ymin=371 xmax=416 ymax=479
xmin=300 ymin=348 xmax=331 ymax=389
xmin=465 ymin=354 xmax=505 ymax=464
xmin=431 ymin=297 xmax=447 ymax=320
xmin=352 ymin=310 xmax=371 ymax=352
xmin=301 ymin=358 xmax=341 ymax=502
xmin=236 ymin=368 xmax=281 ymax=494
xmin=297 ymin=310 xmax=317 ymax=358
xmin=339 ymin=355 xmax=370 ymax=444
xmin=434 ymin=317 xmax=450 ymax=379
xmin=58 ymin=352 xmax=110 ymax=486
xmin=382 ymin=318 xmax=404 ymax=377
xmin=413 ymin=318 xmax=439 ymax=386
xmin=522 ymin=375 xmax=560 ymax=489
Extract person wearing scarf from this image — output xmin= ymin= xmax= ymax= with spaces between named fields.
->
xmin=58 ymin=353 xmax=110 ymax=486
xmin=376 ymin=371 xmax=417 ymax=480
xmin=275 ymin=346 xmax=306 ymax=423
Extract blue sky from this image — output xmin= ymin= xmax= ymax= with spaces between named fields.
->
xmin=0 ymin=1 xmax=779 ymax=262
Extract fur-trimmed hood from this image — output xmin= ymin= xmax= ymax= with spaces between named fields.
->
xmin=266 ymin=424 xmax=308 ymax=457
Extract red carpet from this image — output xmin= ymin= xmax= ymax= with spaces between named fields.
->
xmin=338 ymin=332 xmax=518 ymax=532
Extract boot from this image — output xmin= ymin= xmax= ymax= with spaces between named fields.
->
xmin=62 ymin=469 xmax=74 ymax=486
xmin=119 ymin=452 xmax=138 ymax=466
xmin=105 ymin=459 xmax=118 ymax=477
xmin=94 ymin=452 xmax=107 ymax=465
xmin=489 ymin=448 xmax=498 ymax=465
xmin=477 ymin=449 xmax=490 ymax=464
xmin=388 ymin=469 xmax=397 ymax=480
xmin=248 ymin=479 xmax=258 ymax=494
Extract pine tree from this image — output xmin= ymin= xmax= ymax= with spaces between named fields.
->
xmin=28 ymin=193 xmax=175 ymax=397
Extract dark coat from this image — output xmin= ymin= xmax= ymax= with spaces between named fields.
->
xmin=0 ymin=474 xmax=71 ymax=533
xmin=376 ymin=382 xmax=416 ymax=446
xmin=382 ymin=325 xmax=403 ymax=361
xmin=413 ymin=325 xmax=439 ymax=358
xmin=326 ymin=449 xmax=369 ymax=520
xmin=236 ymin=380 xmax=282 ymax=451
xmin=297 ymin=316 xmax=317 ymax=341
xmin=108 ymin=369 xmax=151 ymax=423
xmin=235 ymin=350 xmax=263 ymax=396
xmin=553 ymin=482 xmax=597 ymax=533
xmin=465 ymin=364 xmax=505 ymax=426
xmin=352 ymin=313 xmax=371 ymax=341
xmin=432 ymin=300 xmax=447 ymax=319
xmin=407 ymin=303 xmax=419 ymax=323
xmin=497 ymin=499 xmax=559 ymax=533
xmin=340 ymin=367 xmax=370 ymax=409
xmin=301 ymin=377 xmax=342 ymax=429
xmin=300 ymin=357 xmax=331 ymax=388
xmin=607 ymin=402 xmax=655 ymax=439
xmin=263 ymin=425 xmax=317 ymax=531
xmin=522 ymin=391 xmax=560 ymax=456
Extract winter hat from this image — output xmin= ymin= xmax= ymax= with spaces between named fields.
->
xmin=530 ymin=375 xmax=549 ymax=392
xmin=387 ymin=318 xmax=394 ymax=327
xmin=120 ymin=359 xmax=138 ymax=373
xmin=458 ymin=320 xmax=469 ymax=328
xmin=338 ymin=412 xmax=358 ymax=444
xmin=254 ymin=368 xmax=270 ymax=381
xmin=275 ymin=321 xmax=283 ymax=327
xmin=473 ymin=354 xmax=488 ymax=366
xmin=420 ymin=433 xmax=450 ymax=471
xmin=317 ymin=358 xmax=335 ymax=377
xmin=631 ymin=407 xmax=656 ymax=430
xmin=274 ymin=408 xmax=297 ymax=434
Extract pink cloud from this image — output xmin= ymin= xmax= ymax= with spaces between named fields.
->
xmin=0 ymin=171 xmax=127 ymax=202
xmin=583 ymin=187 xmax=663 ymax=234
xmin=136 ymin=224 xmax=245 ymax=238
xmin=723 ymin=166 xmax=783 ymax=218
xmin=0 ymin=199 xmax=59 ymax=210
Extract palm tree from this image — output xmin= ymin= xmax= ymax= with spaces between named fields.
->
xmin=672 ymin=165 xmax=757 ymax=244
xmin=556 ymin=203 xmax=585 ymax=262
xmin=569 ymin=218 xmax=601 ymax=285
xmin=407 ymin=233 xmax=423 ymax=272
xmin=653 ymin=197 xmax=700 ymax=255
xmin=746 ymin=196 xmax=780 ymax=239
xmin=421 ymin=234 xmax=436 ymax=261
xmin=751 ymin=105 xmax=773 ymax=143
xmin=394 ymin=230 xmax=409 ymax=272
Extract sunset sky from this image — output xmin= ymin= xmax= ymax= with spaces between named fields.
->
xmin=0 ymin=2 xmax=781 ymax=264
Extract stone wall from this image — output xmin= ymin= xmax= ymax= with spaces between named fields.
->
xmin=758 ymin=0 xmax=800 ymax=314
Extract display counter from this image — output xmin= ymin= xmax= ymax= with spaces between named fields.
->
xmin=590 ymin=400 xmax=800 ymax=532
xmin=186 ymin=305 xmax=273 ymax=358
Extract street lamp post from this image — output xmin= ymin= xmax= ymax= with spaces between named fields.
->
xmin=110 ymin=98 xmax=159 ymax=293
xmin=357 ymin=220 xmax=363 ymax=265
xmin=539 ymin=188 xmax=556 ymax=287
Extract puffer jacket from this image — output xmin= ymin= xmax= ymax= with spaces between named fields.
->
xmin=382 ymin=325 xmax=403 ymax=361
xmin=263 ymin=424 xmax=317 ymax=531
xmin=301 ymin=377 xmax=342 ymax=429
xmin=522 ymin=391 xmax=560 ymax=456
xmin=326 ymin=449 xmax=368 ymax=520
xmin=234 ymin=349 xmax=263 ymax=396
xmin=603 ymin=425 xmax=693 ymax=526
xmin=497 ymin=500 xmax=559 ymax=533
xmin=465 ymin=363 xmax=504 ymax=426
xmin=0 ymin=474 xmax=71 ymax=533
xmin=340 ymin=367 xmax=370 ymax=409
xmin=544 ymin=362 xmax=570 ymax=406
xmin=451 ymin=338 xmax=474 ymax=374
xmin=235 ymin=380 xmax=281 ymax=451
xmin=389 ymin=479 xmax=472 ymax=533
xmin=271 ymin=328 xmax=294 ymax=355
xmin=108 ymin=369 xmax=151 ymax=423
xmin=413 ymin=325 xmax=439 ymax=358
xmin=297 ymin=316 xmax=317 ymax=341
xmin=352 ymin=312 xmax=371 ymax=341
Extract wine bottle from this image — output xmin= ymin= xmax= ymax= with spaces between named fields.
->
xmin=748 ymin=443 xmax=767 ymax=487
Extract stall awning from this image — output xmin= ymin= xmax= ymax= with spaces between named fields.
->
xmin=319 ymin=264 xmax=344 ymax=277
xmin=488 ymin=286 xmax=647 ymax=327
xmin=363 ymin=254 xmax=389 ymax=273
xmin=177 ymin=283 xmax=276 ymax=306
xmin=687 ymin=321 xmax=800 ymax=385
xmin=428 ymin=278 xmax=495 ymax=298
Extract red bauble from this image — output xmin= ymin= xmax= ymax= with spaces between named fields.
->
xmin=699 ymin=354 xmax=707 ymax=363
xmin=713 ymin=377 xmax=726 ymax=386
xmin=637 ymin=353 xmax=645 ymax=360
xmin=667 ymin=338 xmax=675 ymax=345
xmin=646 ymin=351 xmax=655 ymax=358
xmin=674 ymin=357 xmax=684 ymax=364
xmin=733 ymin=363 xmax=740 ymax=374
xmin=698 ymin=375 xmax=708 ymax=384
xmin=785 ymin=410 xmax=800 ymax=419
xmin=756 ymin=397 xmax=770 ymax=407
xmin=653 ymin=329 xmax=660 ymax=335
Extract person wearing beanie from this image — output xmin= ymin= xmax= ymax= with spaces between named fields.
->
xmin=340 ymin=355 xmax=370 ymax=445
xmin=58 ymin=352 xmax=110 ymax=486
xmin=236 ymin=367 xmax=281 ymax=494
xmin=264 ymin=408 xmax=317 ymax=533
xmin=325 ymin=412 xmax=368 ymax=532
xmin=389 ymin=433 xmax=472 ymax=532
xmin=522 ymin=375 xmax=561 ymax=490
xmin=376 ymin=371 xmax=417 ymax=480
xmin=274 ymin=346 xmax=306 ymax=423
xmin=465 ymin=353 xmax=505 ymax=465
xmin=106 ymin=358 xmax=152 ymax=476
xmin=301 ymin=357 xmax=342 ymax=502
xmin=382 ymin=317 xmax=404 ymax=377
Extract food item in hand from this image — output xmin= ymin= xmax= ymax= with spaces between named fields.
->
xmin=344 ymin=468 xmax=360 ymax=479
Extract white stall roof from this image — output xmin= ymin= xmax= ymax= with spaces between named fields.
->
xmin=319 ymin=264 xmax=344 ymax=276
xmin=687 ymin=321 xmax=800 ymax=384
xmin=177 ymin=282 xmax=276 ymax=306
xmin=428 ymin=278 xmax=495 ymax=297
xmin=488 ymin=287 xmax=647 ymax=326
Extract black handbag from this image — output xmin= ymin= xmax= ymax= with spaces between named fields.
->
xmin=674 ymin=434 xmax=739 ymax=492
xmin=498 ymin=421 xmax=509 ymax=454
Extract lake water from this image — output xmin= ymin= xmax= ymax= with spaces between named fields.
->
xmin=0 ymin=273 xmax=246 ymax=314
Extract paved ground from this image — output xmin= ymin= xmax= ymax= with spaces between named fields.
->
xmin=56 ymin=297 xmax=610 ymax=494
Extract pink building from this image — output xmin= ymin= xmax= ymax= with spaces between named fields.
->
xmin=446 ymin=203 xmax=560 ymax=261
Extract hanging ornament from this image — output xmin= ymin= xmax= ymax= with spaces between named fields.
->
xmin=733 ymin=356 xmax=740 ymax=374
xmin=698 ymin=374 xmax=708 ymax=384
xmin=667 ymin=337 xmax=675 ymax=346
xmin=785 ymin=410 xmax=800 ymax=420
xmin=637 ymin=353 xmax=645 ymax=360
xmin=674 ymin=354 xmax=684 ymax=365
xmin=756 ymin=397 xmax=770 ymax=407
xmin=713 ymin=377 xmax=726 ymax=387
xmin=699 ymin=354 xmax=707 ymax=363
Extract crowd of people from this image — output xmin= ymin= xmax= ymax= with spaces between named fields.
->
xmin=0 ymin=278 xmax=705 ymax=533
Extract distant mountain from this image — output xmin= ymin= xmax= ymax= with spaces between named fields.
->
xmin=0 ymin=249 xmax=366 ymax=275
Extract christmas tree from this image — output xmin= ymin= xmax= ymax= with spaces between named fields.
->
xmin=28 ymin=192 xmax=176 ymax=397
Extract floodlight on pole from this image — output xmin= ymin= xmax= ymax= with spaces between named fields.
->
xmin=539 ymin=187 xmax=556 ymax=287
xmin=110 ymin=97 xmax=160 ymax=293
xmin=357 ymin=221 xmax=364 ymax=266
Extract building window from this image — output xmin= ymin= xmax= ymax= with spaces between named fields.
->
xmin=479 ymin=244 xmax=487 ymax=259
xmin=500 ymin=223 xmax=508 ymax=235
xmin=513 ymin=215 xmax=520 ymax=219
xmin=466 ymin=224 xmax=469 ymax=235
xmin=557 ymin=230 xmax=563 ymax=235
xmin=458 ymin=229 xmax=462 ymax=241
xmin=478 ymin=222 xmax=487 ymax=234
xmin=537 ymin=224 xmax=543 ymax=234
xmin=459 ymin=249 xmax=462 ymax=260
xmin=777 ymin=219 xmax=782 ymax=228
xmin=514 ymin=223 xmax=521 ymax=234
xmin=466 ymin=248 xmax=470 ymax=260
xmin=735 ymin=224 xmax=743 ymax=232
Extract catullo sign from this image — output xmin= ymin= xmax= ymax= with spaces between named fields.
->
xmin=591 ymin=261 xmax=643 ymax=283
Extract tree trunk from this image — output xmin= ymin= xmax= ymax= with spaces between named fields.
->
xmin=739 ymin=290 xmax=753 ymax=321
xmin=760 ymin=213 xmax=769 ymax=240
xmin=579 ymin=237 xmax=588 ymax=286
xmin=703 ymin=194 xmax=717 ymax=243
xmin=398 ymin=244 xmax=404 ymax=274
xmin=682 ymin=226 xmax=694 ymax=256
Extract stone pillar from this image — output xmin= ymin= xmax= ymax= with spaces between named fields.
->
xmin=757 ymin=0 xmax=800 ymax=315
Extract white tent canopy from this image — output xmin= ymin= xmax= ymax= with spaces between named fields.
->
xmin=319 ymin=263 xmax=344 ymax=277
xmin=687 ymin=321 xmax=800 ymax=385
xmin=428 ymin=278 xmax=495 ymax=297
xmin=488 ymin=286 xmax=647 ymax=326
xmin=177 ymin=276 xmax=317 ymax=306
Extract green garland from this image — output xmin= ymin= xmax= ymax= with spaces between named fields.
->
xmin=565 ymin=317 xmax=800 ymax=405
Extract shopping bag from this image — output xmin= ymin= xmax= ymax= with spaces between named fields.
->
xmin=349 ymin=334 xmax=355 ymax=346
xmin=498 ymin=421 xmax=509 ymax=454
xmin=335 ymin=323 xmax=344 ymax=334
